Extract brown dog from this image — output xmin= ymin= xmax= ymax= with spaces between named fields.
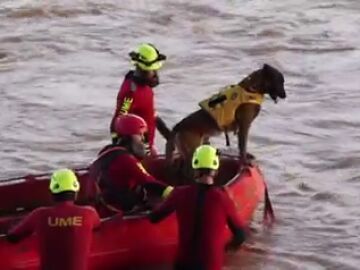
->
xmin=165 ymin=64 xmax=286 ymax=173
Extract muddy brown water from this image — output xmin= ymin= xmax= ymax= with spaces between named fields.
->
xmin=0 ymin=0 xmax=359 ymax=269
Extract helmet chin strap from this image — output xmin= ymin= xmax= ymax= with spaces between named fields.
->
xmin=133 ymin=69 xmax=159 ymax=87
xmin=195 ymin=175 xmax=215 ymax=185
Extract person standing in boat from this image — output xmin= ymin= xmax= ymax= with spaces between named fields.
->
xmin=148 ymin=145 xmax=246 ymax=270
xmin=91 ymin=113 xmax=173 ymax=213
xmin=110 ymin=43 xmax=170 ymax=155
xmin=6 ymin=169 xmax=101 ymax=270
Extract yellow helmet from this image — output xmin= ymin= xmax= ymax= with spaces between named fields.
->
xmin=192 ymin=145 xmax=220 ymax=170
xmin=129 ymin=43 xmax=166 ymax=71
xmin=49 ymin=169 xmax=80 ymax=194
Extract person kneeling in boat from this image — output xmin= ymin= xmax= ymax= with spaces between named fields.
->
xmin=6 ymin=169 xmax=101 ymax=270
xmin=90 ymin=113 xmax=173 ymax=213
xmin=149 ymin=145 xmax=246 ymax=270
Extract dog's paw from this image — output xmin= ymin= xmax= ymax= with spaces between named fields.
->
xmin=244 ymin=160 xmax=255 ymax=167
xmin=239 ymin=157 xmax=256 ymax=169
xmin=246 ymin=152 xmax=256 ymax=161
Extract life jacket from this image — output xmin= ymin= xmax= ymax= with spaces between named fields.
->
xmin=89 ymin=145 xmax=138 ymax=212
xmin=199 ymin=84 xmax=264 ymax=130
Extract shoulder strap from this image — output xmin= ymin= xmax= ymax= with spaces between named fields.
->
xmin=90 ymin=146 xmax=128 ymax=187
xmin=88 ymin=146 xmax=130 ymax=214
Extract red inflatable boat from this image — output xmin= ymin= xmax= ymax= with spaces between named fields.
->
xmin=0 ymin=154 xmax=273 ymax=270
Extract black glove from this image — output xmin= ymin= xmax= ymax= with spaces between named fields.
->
xmin=225 ymin=228 xmax=245 ymax=252
xmin=225 ymin=236 xmax=244 ymax=252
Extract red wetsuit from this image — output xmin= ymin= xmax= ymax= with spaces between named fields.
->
xmin=149 ymin=184 xmax=246 ymax=270
xmin=110 ymin=71 xmax=157 ymax=148
xmin=90 ymin=145 xmax=168 ymax=211
xmin=7 ymin=202 xmax=100 ymax=270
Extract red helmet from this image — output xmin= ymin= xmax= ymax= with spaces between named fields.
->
xmin=114 ymin=114 xmax=148 ymax=136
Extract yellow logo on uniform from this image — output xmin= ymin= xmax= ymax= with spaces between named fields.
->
xmin=119 ymin=97 xmax=134 ymax=115
xmin=137 ymin=163 xmax=150 ymax=175
xmin=48 ymin=216 xmax=83 ymax=227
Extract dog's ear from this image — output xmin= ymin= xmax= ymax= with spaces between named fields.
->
xmin=262 ymin=63 xmax=271 ymax=72
xmin=262 ymin=63 xmax=277 ymax=76
xmin=262 ymin=63 xmax=285 ymax=84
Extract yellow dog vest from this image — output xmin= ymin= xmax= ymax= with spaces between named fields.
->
xmin=199 ymin=85 xmax=264 ymax=130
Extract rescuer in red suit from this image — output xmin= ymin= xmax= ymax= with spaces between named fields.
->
xmin=91 ymin=114 xmax=173 ymax=213
xmin=6 ymin=169 xmax=101 ymax=270
xmin=149 ymin=145 xmax=246 ymax=270
xmin=110 ymin=43 xmax=170 ymax=155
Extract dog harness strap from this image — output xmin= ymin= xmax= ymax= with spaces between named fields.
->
xmin=224 ymin=129 xmax=230 ymax=147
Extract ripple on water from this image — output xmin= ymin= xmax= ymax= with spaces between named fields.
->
xmin=0 ymin=0 xmax=360 ymax=269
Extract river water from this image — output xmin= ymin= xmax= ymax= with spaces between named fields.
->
xmin=0 ymin=0 xmax=359 ymax=269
